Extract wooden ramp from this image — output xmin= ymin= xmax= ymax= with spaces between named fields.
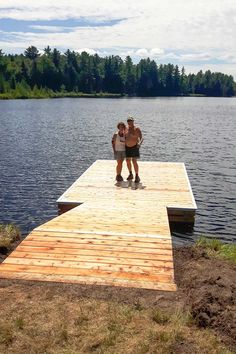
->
xmin=0 ymin=160 xmax=197 ymax=291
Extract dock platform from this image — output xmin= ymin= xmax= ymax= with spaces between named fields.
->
xmin=0 ymin=160 xmax=197 ymax=291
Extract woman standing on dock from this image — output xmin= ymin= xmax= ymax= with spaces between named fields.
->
xmin=112 ymin=122 xmax=126 ymax=181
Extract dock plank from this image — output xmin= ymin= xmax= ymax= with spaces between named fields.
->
xmin=14 ymin=246 xmax=174 ymax=261
xmin=18 ymin=240 xmax=174 ymax=255
xmin=30 ymin=230 xmax=172 ymax=243
xmin=0 ymin=263 xmax=174 ymax=283
xmin=0 ymin=271 xmax=177 ymax=291
xmin=4 ymin=258 xmax=174 ymax=276
xmin=26 ymin=235 xmax=173 ymax=249
xmin=0 ymin=160 xmax=197 ymax=291
xmin=9 ymin=251 xmax=174 ymax=268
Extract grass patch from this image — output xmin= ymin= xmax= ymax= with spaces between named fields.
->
xmin=220 ymin=243 xmax=236 ymax=263
xmin=0 ymin=224 xmax=21 ymax=252
xmin=151 ymin=307 xmax=193 ymax=327
xmin=0 ymin=322 xmax=14 ymax=345
xmin=151 ymin=309 xmax=170 ymax=325
xmin=149 ymin=326 xmax=185 ymax=347
xmin=15 ymin=317 xmax=24 ymax=330
xmin=0 ymin=91 xmax=124 ymax=100
xmin=169 ymin=308 xmax=193 ymax=326
xmin=196 ymin=236 xmax=236 ymax=263
xmin=0 ymin=295 xmax=233 ymax=354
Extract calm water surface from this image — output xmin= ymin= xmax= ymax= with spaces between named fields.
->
xmin=0 ymin=97 xmax=235 ymax=245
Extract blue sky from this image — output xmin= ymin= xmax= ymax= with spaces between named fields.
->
xmin=0 ymin=18 xmax=123 ymax=33
xmin=0 ymin=0 xmax=235 ymax=78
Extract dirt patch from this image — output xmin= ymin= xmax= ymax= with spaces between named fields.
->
xmin=0 ymin=245 xmax=236 ymax=352
xmin=174 ymin=246 xmax=236 ymax=348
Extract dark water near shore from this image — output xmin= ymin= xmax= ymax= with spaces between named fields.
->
xmin=0 ymin=97 xmax=235 ymax=245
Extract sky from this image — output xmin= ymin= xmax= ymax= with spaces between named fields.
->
xmin=0 ymin=0 xmax=236 ymax=78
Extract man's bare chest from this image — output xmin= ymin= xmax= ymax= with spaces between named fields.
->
xmin=126 ymin=128 xmax=139 ymax=138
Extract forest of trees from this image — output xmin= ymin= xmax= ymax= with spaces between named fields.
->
xmin=0 ymin=46 xmax=235 ymax=99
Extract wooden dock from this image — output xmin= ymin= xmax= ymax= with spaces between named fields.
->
xmin=0 ymin=160 xmax=197 ymax=291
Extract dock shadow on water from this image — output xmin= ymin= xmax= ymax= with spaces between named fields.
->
xmin=115 ymin=181 xmax=146 ymax=190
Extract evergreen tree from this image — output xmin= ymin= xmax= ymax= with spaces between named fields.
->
xmin=24 ymin=46 xmax=40 ymax=60
xmin=149 ymin=60 xmax=159 ymax=95
xmin=124 ymin=56 xmax=136 ymax=95
xmin=180 ymin=67 xmax=187 ymax=94
xmin=173 ymin=65 xmax=181 ymax=95
xmin=10 ymin=76 xmax=16 ymax=89
xmin=77 ymin=51 xmax=91 ymax=93
xmin=44 ymin=46 xmax=52 ymax=57
xmin=103 ymin=56 xmax=124 ymax=93
xmin=20 ymin=61 xmax=30 ymax=84
xmin=157 ymin=64 xmax=166 ymax=95
xmin=38 ymin=56 xmax=60 ymax=90
xmin=165 ymin=64 xmax=175 ymax=95
xmin=52 ymin=48 xmax=61 ymax=68
xmin=136 ymin=58 xmax=159 ymax=96
xmin=0 ymin=73 xmax=5 ymax=93
xmin=29 ymin=60 xmax=41 ymax=88
xmin=92 ymin=54 xmax=103 ymax=93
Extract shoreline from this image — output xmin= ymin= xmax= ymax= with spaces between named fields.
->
xmin=0 ymin=93 xmax=235 ymax=100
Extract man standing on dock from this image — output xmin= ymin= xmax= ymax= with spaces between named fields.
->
xmin=125 ymin=116 xmax=143 ymax=183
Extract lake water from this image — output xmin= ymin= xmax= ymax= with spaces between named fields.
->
xmin=0 ymin=97 xmax=235 ymax=245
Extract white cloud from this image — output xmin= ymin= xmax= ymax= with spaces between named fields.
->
xmin=0 ymin=0 xmax=235 ymax=78
xmin=75 ymin=48 xmax=99 ymax=55
xmin=218 ymin=54 xmax=236 ymax=64
xmin=134 ymin=48 xmax=164 ymax=59
xmin=150 ymin=48 xmax=164 ymax=57
xmin=0 ymin=0 xmax=140 ymax=21
xmin=160 ymin=52 xmax=180 ymax=61
xmin=135 ymin=48 xmax=149 ymax=57
xmin=120 ymin=49 xmax=135 ymax=58
xmin=180 ymin=53 xmax=212 ymax=62
xmin=184 ymin=63 xmax=236 ymax=79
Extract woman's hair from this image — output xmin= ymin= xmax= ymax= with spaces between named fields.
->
xmin=117 ymin=122 xmax=126 ymax=129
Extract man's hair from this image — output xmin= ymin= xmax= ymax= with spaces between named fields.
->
xmin=127 ymin=116 xmax=134 ymax=122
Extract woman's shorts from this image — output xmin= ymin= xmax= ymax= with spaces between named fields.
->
xmin=114 ymin=151 xmax=126 ymax=160
xmin=125 ymin=145 xmax=140 ymax=159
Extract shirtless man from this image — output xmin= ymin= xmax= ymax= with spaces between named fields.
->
xmin=125 ymin=116 xmax=143 ymax=183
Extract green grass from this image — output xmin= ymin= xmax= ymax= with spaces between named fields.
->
xmin=0 ymin=224 xmax=21 ymax=250
xmin=0 ymin=91 xmax=124 ymax=100
xmin=151 ymin=309 xmax=170 ymax=325
xmin=196 ymin=236 xmax=236 ymax=263
xmin=15 ymin=317 xmax=24 ymax=330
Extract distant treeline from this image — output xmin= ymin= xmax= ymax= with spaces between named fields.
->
xmin=0 ymin=46 xmax=235 ymax=99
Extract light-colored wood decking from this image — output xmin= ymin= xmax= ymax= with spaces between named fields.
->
xmin=0 ymin=160 xmax=197 ymax=291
